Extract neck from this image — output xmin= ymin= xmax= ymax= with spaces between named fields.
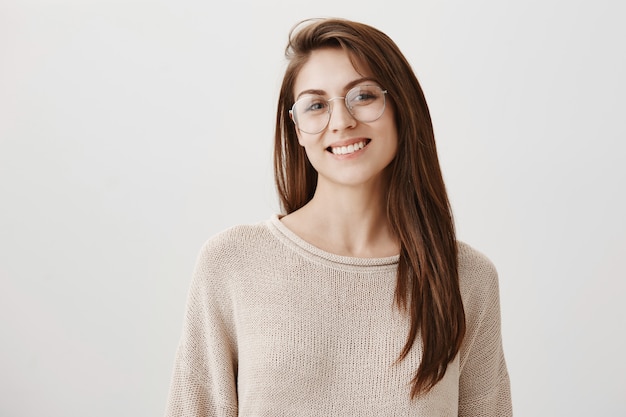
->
xmin=280 ymin=177 xmax=399 ymax=258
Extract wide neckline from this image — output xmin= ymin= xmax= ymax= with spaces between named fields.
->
xmin=266 ymin=214 xmax=400 ymax=272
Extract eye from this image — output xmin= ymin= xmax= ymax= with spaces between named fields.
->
xmin=306 ymin=101 xmax=327 ymax=112
xmin=298 ymin=95 xmax=329 ymax=114
xmin=354 ymin=92 xmax=376 ymax=101
xmin=348 ymin=86 xmax=381 ymax=106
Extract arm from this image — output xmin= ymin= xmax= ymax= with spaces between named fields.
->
xmin=458 ymin=251 xmax=513 ymax=416
xmin=165 ymin=242 xmax=239 ymax=417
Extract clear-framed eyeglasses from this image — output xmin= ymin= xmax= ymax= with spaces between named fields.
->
xmin=289 ymin=84 xmax=388 ymax=134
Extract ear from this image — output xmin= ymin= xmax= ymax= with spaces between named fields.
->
xmin=289 ymin=110 xmax=305 ymax=146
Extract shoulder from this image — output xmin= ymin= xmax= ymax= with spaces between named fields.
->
xmin=457 ymin=241 xmax=498 ymax=283
xmin=201 ymin=222 xmax=272 ymax=255
xmin=194 ymin=221 xmax=277 ymax=270
xmin=456 ymin=241 xmax=501 ymax=312
xmin=188 ymin=221 xmax=274 ymax=293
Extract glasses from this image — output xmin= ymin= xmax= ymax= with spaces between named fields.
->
xmin=289 ymin=84 xmax=388 ymax=134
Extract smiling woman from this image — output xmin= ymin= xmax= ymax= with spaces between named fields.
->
xmin=165 ymin=17 xmax=512 ymax=416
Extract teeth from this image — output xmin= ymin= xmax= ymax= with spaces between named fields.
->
xmin=331 ymin=140 xmax=367 ymax=155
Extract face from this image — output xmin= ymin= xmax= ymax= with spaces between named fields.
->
xmin=292 ymin=47 xmax=398 ymax=189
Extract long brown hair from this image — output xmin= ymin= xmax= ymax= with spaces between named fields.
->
xmin=273 ymin=18 xmax=465 ymax=399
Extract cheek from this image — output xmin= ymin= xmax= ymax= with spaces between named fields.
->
xmin=378 ymin=114 xmax=398 ymax=146
xmin=296 ymin=131 xmax=321 ymax=149
xmin=296 ymin=132 xmax=303 ymax=146
xmin=295 ymin=129 xmax=307 ymax=147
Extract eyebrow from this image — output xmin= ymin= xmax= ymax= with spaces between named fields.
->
xmin=295 ymin=77 xmax=379 ymax=100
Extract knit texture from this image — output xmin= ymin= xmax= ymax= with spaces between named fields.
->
xmin=165 ymin=215 xmax=512 ymax=416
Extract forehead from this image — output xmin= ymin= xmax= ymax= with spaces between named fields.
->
xmin=293 ymin=47 xmax=372 ymax=95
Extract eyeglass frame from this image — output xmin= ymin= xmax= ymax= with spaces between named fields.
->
xmin=288 ymin=84 xmax=389 ymax=134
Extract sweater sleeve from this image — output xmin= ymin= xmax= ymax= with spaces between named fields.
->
xmin=165 ymin=240 xmax=239 ymax=417
xmin=458 ymin=249 xmax=513 ymax=417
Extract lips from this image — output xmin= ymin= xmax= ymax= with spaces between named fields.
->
xmin=326 ymin=139 xmax=371 ymax=155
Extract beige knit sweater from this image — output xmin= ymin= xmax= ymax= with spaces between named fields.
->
xmin=165 ymin=215 xmax=512 ymax=416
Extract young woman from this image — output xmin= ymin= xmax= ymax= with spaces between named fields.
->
xmin=166 ymin=18 xmax=512 ymax=416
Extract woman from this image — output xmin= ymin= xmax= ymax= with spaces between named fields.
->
xmin=166 ymin=18 xmax=512 ymax=416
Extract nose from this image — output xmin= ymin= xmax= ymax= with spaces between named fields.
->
xmin=327 ymin=97 xmax=356 ymax=131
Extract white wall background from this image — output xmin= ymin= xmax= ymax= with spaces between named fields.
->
xmin=1 ymin=0 xmax=624 ymax=415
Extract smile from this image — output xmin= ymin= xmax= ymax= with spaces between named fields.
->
xmin=327 ymin=139 xmax=371 ymax=155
